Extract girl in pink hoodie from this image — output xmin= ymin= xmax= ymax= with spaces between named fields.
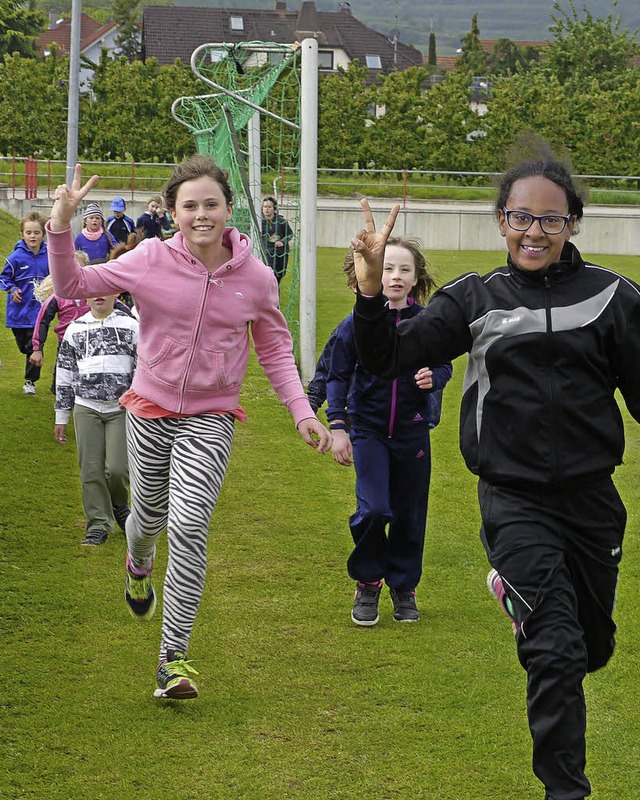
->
xmin=48 ymin=154 xmax=331 ymax=701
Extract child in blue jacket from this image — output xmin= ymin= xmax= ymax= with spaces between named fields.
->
xmin=1 ymin=211 xmax=49 ymax=393
xmin=326 ymin=236 xmax=452 ymax=625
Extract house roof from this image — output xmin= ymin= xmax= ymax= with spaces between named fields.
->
xmin=434 ymin=39 xmax=547 ymax=72
xmin=36 ymin=12 xmax=116 ymax=56
xmin=142 ymin=1 xmax=423 ymax=76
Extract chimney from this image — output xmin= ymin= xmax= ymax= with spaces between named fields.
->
xmin=275 ymin=1 xmax=287 ymax=10
xmin=48 ymin=10 xmax=58 ymax=29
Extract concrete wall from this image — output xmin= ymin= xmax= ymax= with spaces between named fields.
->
xmin=2 ymin=195 xmax=640 ymax=255
xmin=315 ymin=200 xmax=640 ymax=255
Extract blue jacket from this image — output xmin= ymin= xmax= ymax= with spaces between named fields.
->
xmin=106 ymin=214 xmax=136 ymax=244
xmin=136 ymin=211 xmax=172 ymax=240
xmin=74 ymin=230 xmax=117 ymax=261
xmin=1 ymin=239 xmax=49 ymax=328
xmin=307 ymin=321 xmax=344 ymax=413
xmin=326 ymin=301 xmax=452 ymax=437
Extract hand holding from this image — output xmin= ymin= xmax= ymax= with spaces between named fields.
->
xmin=351 ymin=199 xmax=400 ymax=296
xmin=297 ymin=418 xmax=332 ymax=453
xmin=415 ymin=367 xmax=433 ymax=390
xmin=50 ymin=164 xmax=99 ymax=232
xmin=331 ymin=429 xmax=353 ymax=466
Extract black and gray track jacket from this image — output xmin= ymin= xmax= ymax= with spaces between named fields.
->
xmin=354 ymin=242 xmax=640 ymax=487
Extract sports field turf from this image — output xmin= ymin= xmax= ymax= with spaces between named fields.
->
xmin=1 ymin=209 xmax=639 ymax=799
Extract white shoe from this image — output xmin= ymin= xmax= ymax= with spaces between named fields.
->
xmin=23 ymin=380 xmax=36 ymax=395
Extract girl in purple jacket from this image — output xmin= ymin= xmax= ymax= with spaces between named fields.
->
xmin=47 ymin=154 xmax=330 ymax=701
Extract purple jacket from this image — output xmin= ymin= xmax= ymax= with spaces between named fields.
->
xmin=46 ymin=224 xmax=314 ymax=422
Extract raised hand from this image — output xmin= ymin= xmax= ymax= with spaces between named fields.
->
xmin=350 ymin=198 xmax=400 ymax=295
xmin=50 ymin=164 xmax=100 ymax=232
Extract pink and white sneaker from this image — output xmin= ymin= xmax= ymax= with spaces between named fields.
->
xmin=487 ymin=569 xmax=520 ymax=634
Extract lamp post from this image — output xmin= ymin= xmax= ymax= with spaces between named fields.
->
xmin=66 ymin=0 xmax=81 ymax=184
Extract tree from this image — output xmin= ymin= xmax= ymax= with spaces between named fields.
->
xmin=419 ymin=70 xmax=485 ymax=172
xmin=0 ymin=0 xmax=47 ymax=59
xmin=84 ymin=52 xmax=200 ymax=160
xmin=456 ymin=13 xmax=487 ymax=75
xmin=488 ymin=39 xmax=540 ymax=76
xmin=318 ymin=61 xmax=371 ymax=169
xmin=428 ymin=32 xmax=437 ymax=67
xmin=0 ymin=52 xmax=69 ymax=156
xmin=544 ymin=0 xmax=639 ymax=91
xmin=363 ymin=66 xmax=432 ymax=171
xmin=112 ymin=0 xmax=142 ymax=61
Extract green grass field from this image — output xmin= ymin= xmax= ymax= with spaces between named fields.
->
xmin=1 ymin=208 xmax=639 ymax=799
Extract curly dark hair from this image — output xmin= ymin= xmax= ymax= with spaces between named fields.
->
xmin=495 ymin=132 xmax=587 ymax=222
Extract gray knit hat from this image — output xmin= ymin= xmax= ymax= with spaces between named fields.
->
xmin=83 ymin=202 xmax=103 ymax=220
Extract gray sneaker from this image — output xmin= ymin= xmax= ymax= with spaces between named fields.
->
xmin=390 ymin=588 xmax=420 ymax=622
xmin=81 ymin=528 xmax=108 ymax=546
xmin=351 ymin=582 xmax=382 ymax=626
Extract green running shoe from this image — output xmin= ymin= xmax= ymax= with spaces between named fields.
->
xmin=153 ymin=650 xmax=199 ymax=700
xmin=125 ymin=557 xmax=156 ymax=621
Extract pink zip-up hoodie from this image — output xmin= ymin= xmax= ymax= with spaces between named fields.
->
xmin=46 ymin=223 xmax=314 ymax=423
xmin=32 ymin=294 xmax=90 ymax=350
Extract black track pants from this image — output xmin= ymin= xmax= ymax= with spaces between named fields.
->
xmin=479 ymin=477 xmax=625 ymax=800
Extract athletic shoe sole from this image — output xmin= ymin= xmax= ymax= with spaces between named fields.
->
xmin=351 ymin=611 xmax=379 ymax=627
xmin=153 ymin=679 xmax=198 ymax=700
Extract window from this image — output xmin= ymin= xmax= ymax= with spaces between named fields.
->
xmin=230 ymin=15 xmax=244 ymax=31
xmin=365 ymin=54 xmax=382 ymax=69
xmin=318 ymin=50 xmax=334 ymax=70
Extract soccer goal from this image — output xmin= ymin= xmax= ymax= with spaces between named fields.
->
xmin=172 ymin=38 xmax=319 ymax=381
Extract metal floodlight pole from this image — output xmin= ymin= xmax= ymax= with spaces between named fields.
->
xmin=65 ymin=0 xmax=81 ymax=185
xmin=299 ymin=38 xmax=318 ymax=385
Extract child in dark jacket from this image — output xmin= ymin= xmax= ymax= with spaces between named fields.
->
xmin=106 ymin=197 xmax=136 ymax=244
xmin=136 ymin=195 xmax=173 ymax=239
xmin=0 ymin=211 xmax=49 ymax=394
xmin=326 ymin=237 xmax=452 ymax=625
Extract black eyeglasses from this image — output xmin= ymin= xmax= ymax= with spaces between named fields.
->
xmin=502 ymin=208 xmax=573 ymax=235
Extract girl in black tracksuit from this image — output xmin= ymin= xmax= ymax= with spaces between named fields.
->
xmin=350 ymin=143 xmax=640 ymax=800
xmin=326 ymin=238 xmax=452 ymax=626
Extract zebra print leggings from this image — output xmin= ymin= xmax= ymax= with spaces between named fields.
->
xmin=125 ymin=412 xmax=235 ymax=660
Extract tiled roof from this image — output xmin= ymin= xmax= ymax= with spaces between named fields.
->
xmin=142 ymin=1 xmax=423 ymax=76
xmin=479 ymin=38 xmax=547 ymax=54
xmin=36 ymin=13 xmax=115 ymax=55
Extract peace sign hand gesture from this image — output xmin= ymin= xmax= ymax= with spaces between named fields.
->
xmin=50 ymin=164 xmax=100 ymax=232
xmin=350 ymin=198 xmax=400 ymax=296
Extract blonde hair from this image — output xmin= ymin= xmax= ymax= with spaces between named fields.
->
xmin=34 ymin=250 xmax=90 ymax=304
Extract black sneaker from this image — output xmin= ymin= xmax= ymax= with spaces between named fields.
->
xmin=112 ymin=504 xmax=131 ymax=532
xmin=351 ymin=582 xmax=382 ymax=626
xmin=390 ymin=588 xmax=420 ymax=622
xmin=125 ymin=556 xmax=156 ymax=620
xmin=81 ymin=528 xmax=108 ymax=546
xmin=153 ymin=649 xmax=199 ymax=700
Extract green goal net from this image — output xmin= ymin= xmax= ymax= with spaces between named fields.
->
xmin=172 ymin=42 xmax=302 ymax=342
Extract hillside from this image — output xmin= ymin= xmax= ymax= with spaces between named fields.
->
xmin=170 ymin=0 xmax=640 ymax=53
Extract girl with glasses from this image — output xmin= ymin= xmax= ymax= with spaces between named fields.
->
xmin=349 ymin=136 xmax=640 ymax=800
